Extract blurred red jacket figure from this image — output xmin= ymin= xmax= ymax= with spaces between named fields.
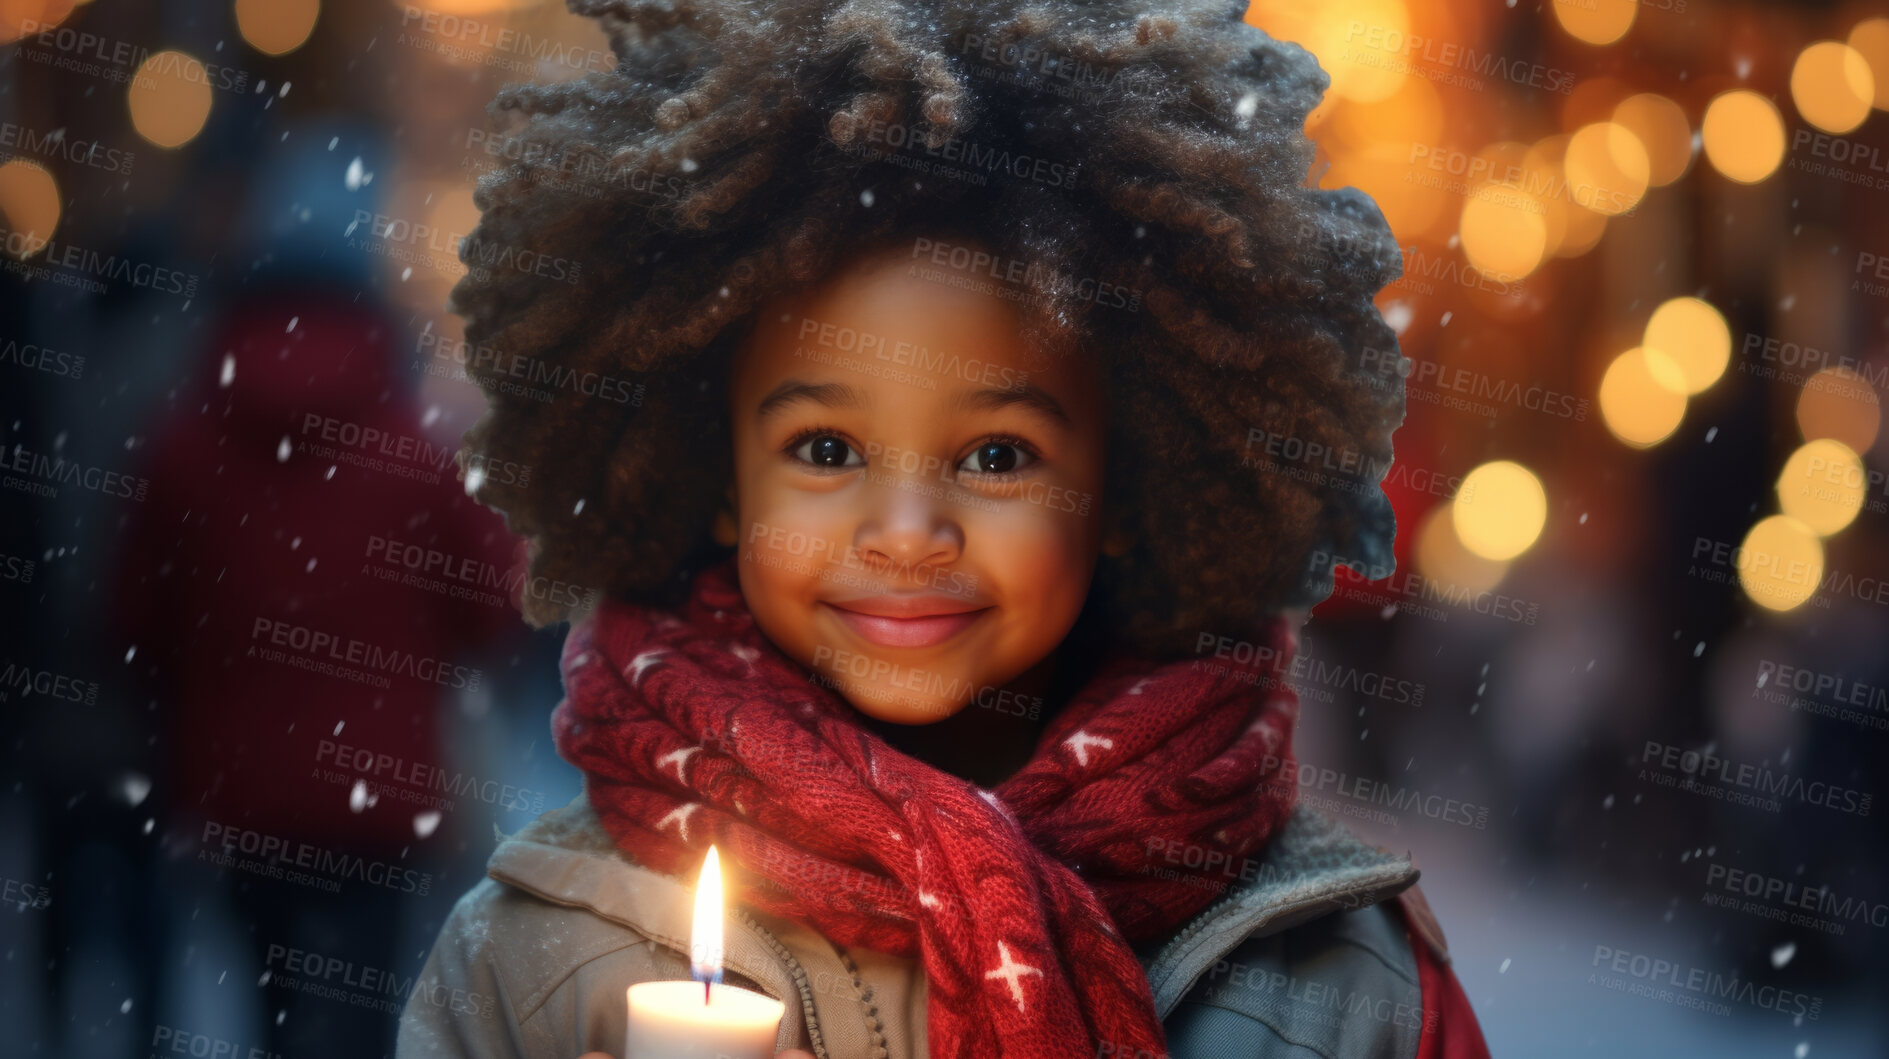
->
xmin=118 ymin=293 xmax=520 ymax=852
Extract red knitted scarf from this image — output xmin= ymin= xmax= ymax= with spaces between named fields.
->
xmin=552 ymin=559 xmax=1299 ymax=1059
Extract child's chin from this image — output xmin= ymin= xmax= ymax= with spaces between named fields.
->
xmin=837 ymin=686 xmax=969 ymax=726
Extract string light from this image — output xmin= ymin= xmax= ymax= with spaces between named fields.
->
xmin=1701 ymin=90 xmax=1786 ymax=184
xmin=1790 ymin=40 xmax=1875 ymax=135
xmin=1453 ymin=461 xmax=1549 ymax=562
xmin=236 ymin=0 xmax=320 ymax=56
xmin=127 ymin=51 xmax=214 ymax=149
xmin=1599 ymin=347 xmax=1688 ymax=448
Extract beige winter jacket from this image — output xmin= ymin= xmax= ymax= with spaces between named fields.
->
xmin=397 ymin=791 xmax=1438 ymax=1059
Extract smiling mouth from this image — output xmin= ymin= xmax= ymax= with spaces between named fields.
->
xmin=820 ymin=601 xmax=992 ymax=649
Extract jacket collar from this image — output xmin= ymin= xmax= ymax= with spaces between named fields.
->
xmin=1135 ymin=804 xmax=1422 ymax=1020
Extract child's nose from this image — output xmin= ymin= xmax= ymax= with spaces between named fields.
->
xmin=852 ymin=479 xmax=964 ymax=573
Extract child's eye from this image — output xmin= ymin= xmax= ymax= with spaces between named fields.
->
xmin=959 ymin=439 xmax=1038 ymax=475
xmin=789 ymin=432 xmax=864 ymax=469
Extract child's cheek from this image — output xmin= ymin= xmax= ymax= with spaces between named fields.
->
xmin=973 ymin=499 xmax=1098 ymax=618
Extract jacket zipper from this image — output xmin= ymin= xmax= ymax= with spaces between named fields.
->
xmin=1145 ymin=876 xmax=1253 ymax=985
xmin=731 ymin=905 xmax=831 ymax=1059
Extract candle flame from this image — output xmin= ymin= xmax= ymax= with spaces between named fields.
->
xmin=691 ymin=845 xmax=724 ymax=984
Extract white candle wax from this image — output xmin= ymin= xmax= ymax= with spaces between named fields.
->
xmin=626 ymin=980 xmax=785 ymax=1059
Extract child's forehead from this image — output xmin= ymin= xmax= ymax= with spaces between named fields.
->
xmin=732 ymin=292 xmax=1098 ymax=424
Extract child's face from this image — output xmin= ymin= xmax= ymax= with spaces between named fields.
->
xmin=727 ymin=244 xmax=1108 ymax=725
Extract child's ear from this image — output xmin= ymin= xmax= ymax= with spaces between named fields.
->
xmin=711 ymin=484 xmax=739 ymax=547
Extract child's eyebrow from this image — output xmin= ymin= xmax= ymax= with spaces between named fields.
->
xmin=957 ymin=384 xmax=1070 ymax=427
xmin=755 ymin=379 xmax=866 ymax=419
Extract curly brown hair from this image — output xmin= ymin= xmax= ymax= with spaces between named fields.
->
xmin=451 ymin=0 xmax=1406 ymax=658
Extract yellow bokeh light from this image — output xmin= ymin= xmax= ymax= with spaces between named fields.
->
xmin=1850 ymin=18 xmax=1889 ymax=110
xmin=1564 ymin=121 xmax=1649 ymax=217
xmin=1324 ymin=75 xmax=1445 ymax=151
xmin=1452 ymin=461 xmax=1548 ymax=562
xmin=1415 ymin=504 xmax=1510 ymax=597
xmin=1735 ymin=515 xmax=1824 ymax=612
xmin=236 ymin=0 xmax=319 ymax=56
xmin=1795 ymin=367 xmax=1881 ymax=452
xmin=1776 ymin=439 xmax=1866 ymax=537
xmin=1791 ymin=41 xmax=1875 ymax=135
xmin=127 ymin=50 xmax=214 ymax=149
xmin=1642 ymin=296 xmax=1730 ymax=394
xmin=1460 ymin=187 xmax=1548 ymax=280
xmin=1247 ymin=0 xmax=1410 ymax=105
xmin=2 ymin=0 xmax=77 ymax=46
xmin=1551 ymin=0 xmax=1635 ymax=47
xmin=387 ymin=0 xmax=538 ymax=13
xmin=1611 ymin=94 xmax=1693 ymax=186
xmin=1323 ymin=142 xmax=1449 ymax=243
xmin=1599 ymin=346 xmax=1688 ymax=448
xmin=1701 ymin=90 xmax=1785 ymax=184
xmin=0 ymin=159 xmax=60 ymax=260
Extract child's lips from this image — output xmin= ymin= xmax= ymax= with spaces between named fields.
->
xmin=820 ymin=600 xmax=992 ymax=649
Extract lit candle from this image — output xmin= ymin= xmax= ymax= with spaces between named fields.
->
xmin=626 ymin=846 xmax=787 ymax=1059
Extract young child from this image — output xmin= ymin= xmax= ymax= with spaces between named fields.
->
xmin=400 ymin=1 xmax=1489 ymax=1057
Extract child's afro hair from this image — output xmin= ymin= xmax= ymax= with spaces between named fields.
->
xmin=452 ymin=0 xmax=1406 ymax=658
